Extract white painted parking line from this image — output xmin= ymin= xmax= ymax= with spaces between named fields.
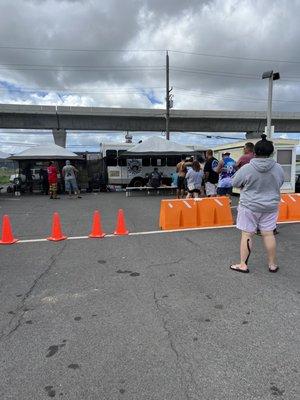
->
xmin=11 ymin=220 xmax=300 ymax=245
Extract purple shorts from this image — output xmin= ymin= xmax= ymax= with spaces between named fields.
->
xmin=236 ymin=205 xmax=278 ymax=233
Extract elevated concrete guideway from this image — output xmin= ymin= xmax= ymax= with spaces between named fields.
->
xmin=2 ymin=103 xmax=300 ymax=132
xmin=1 ymin=104 xmax=300 ymax=146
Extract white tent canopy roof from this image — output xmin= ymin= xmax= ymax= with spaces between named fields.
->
xmin=9 ymin=144 xmax=79 ymax=160
xmin=0 ymin=150 xmax=10 ymax=160
xmin=125 ymin=136 xmax=195 ymax=155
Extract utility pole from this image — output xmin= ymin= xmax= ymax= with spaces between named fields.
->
xmin=165 ymin=50 xmax=172 ymax=140
xmin=262 ymin=70 xmax=280 ymax=139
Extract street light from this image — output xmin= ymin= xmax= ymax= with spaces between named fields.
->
xmin=262 ymin=70 xmax=280 ymax=139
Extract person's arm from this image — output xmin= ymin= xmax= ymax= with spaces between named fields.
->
xmin=214 ymin=160 xmax=223 ymax=174
xmin=232 ymin=167 xmax=247 ymax=188
xmin=235 ymin=156 xmax=242 ymax=170
xmin=62 ymin=167 xmax=65 ymax=178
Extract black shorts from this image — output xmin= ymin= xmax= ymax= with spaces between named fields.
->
xmin=217 ymin=187 xmax=232 ymax=196
xmin=177 ymin=176 xmax=186 ymax=190
xmin=188 ymin=188 xmax=200 ymax=194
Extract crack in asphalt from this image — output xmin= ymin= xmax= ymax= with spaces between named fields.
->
xmin=0 ymin=243 xmax=67 ymax=341
xmin=153 ymin=291 xmax=199 ymax=400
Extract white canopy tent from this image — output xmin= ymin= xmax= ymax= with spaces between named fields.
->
xmin=0 ymin=150 xmax=10 ymax=160
xmin=9 ymin=144 xmax=79 ymax=160
xmin=124 ymin=136 xmax=196 ymax=155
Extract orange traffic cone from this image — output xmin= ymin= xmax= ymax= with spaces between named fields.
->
xmin=0 ymin=215 xmax=18 ymax=245
xmin=89 ymin=211 xmax=105 ymax=238
xmin=114 ymin=209 xmax=129 ymax=235
xmin=47 ymin=212 xmax=67 ymax=241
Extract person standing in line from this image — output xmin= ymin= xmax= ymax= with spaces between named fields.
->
xmin=148 ymin=167 xmax=162 ymax=188
xmin=185 ymin=160 xmax=204 ymax=198
xmin=47 ymin=161 xmax=59 ymax=199
xmin=176 ymin=155 xmax=187 ymax=199
xmin=62 ymin=160 xmax=81 ymax=198
xmin=230 ymin=134 xmax=284 ymax=273
xmin=203 ymin=149 xmax=219 ymax=197
xmin=39 ymin=165 xmax=49 ymax=195
xmin=236 ymin=142 xmax=254 ymax=170
xmin=215 ymin=152 xmax=236 ymax=197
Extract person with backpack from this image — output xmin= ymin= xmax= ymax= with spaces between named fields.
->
xmin=230 ymin=134 xmax=284 ymax=274
xmin=203 ymin=149 xmax=219 ymax=197
xmin=148 ymin=167 xmax=162 ymax=189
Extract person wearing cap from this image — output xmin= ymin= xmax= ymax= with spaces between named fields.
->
xmin=214 ymin=151 xmax=236 ymax=197
xmin=62 ymin=160 xmax=81 ymax=199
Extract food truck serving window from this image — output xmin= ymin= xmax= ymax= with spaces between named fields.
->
xmin=106 ymin=150 xmax=117 ymax=166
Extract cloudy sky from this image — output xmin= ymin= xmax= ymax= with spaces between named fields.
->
xmin=1 ymin=0 xmax=300 ymax=153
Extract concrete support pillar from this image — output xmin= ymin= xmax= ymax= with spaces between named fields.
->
xmin=52 ymin=129 xmax=67 ymax=148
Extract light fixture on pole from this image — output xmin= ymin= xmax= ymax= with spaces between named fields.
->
xmin=262 ymin=70 xmax=280 ymax=139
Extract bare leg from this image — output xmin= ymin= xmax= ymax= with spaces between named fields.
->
xmin=230 ymin=231 xmax=253 ymax=271
xmin=240 ymin=231 xmax=253 ymax=266
xmin=261 ymin=231 xmax=276 ymax=267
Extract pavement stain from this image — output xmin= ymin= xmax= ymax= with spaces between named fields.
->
xmin=270 ymin=385 xmax=285 ymax=396
xmin=130 ymin=272 xmax=140 ymax=277
xmin=242 ymin=320 xmax=249 ymax=325
xmin=68 ymin=363 xmax=80 ymax=370
xmin=46 ymin=343 xmax=66 ymax=358
xmin=214 ymin=304 xmax=224 ymax=310
xmin=116 ymin=269 xmax=132 ymax=274
xmin=44 ymin=385 xmax=56 ymax=398
xmin=74 ymin=316 xmax=81 ymax=321
xmin=97 ymin=260 xmax=107 ymax=264
xmin=119 ymin=388 xmax=125 ymax=394
xmin=25 ymin=320 xmax=32 ymax=324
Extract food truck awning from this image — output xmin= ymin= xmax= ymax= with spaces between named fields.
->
xmin=124 ymin=136 xmax=195 ymax=155
xmin=9 ymin=144 xmax=79 ymax=160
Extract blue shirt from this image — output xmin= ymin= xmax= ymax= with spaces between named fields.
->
xmin=218 ymin=156 xmax=236 ymax=188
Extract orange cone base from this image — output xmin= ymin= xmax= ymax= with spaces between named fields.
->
xmin=0 ymin=238 xmax=18 ymax=245
xmin=89 ymin=232 xmax=105 ymax=238
xmin=47 ymin=235 xmax=67 ymax=242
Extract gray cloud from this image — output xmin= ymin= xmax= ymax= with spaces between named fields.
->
xmin=0 ymin=0 xmax=300 ymax=124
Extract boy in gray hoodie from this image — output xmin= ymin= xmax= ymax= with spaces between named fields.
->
xmin=230 ymin=134 xmax=284 ymax=273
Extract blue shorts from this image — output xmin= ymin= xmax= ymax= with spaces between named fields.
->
xmin=217 ymin=186 xmax=232 ymax=196
xmin=65 ymin=179 xmax=78 ymax=192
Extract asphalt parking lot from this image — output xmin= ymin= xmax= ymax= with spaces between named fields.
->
xmin=0 ymin=193 xmax=299 ymax=399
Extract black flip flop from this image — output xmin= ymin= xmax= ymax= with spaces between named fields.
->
xmin=269 ymin=266 xmax=279 ymax=273
xmin=230 ymin=265 xmax=249 ymax=273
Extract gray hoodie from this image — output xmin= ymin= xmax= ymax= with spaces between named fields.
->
xmin=232 ymin=158 xmax=285 ymax=213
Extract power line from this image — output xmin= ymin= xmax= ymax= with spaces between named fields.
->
xmin=0 ymin=65 xmax=164 ymax=72
xmin=1 ymin=45 xmax=300 ymax=65
xmin=169 ymin=50 xmax=300 ymax=65
xmin=0 ymin=45 xmax=165 ymax=53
